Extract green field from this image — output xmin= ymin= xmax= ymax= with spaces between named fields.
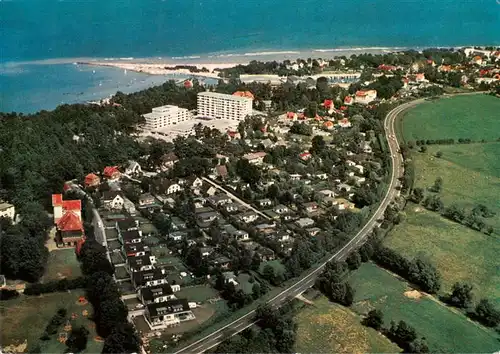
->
xmin=349 ymin=263 xmax=499 ymax=353
xmin=0 ymin=290 xmax=102 ymax=353
xmin=295 ymin=296 xmax=400 ymax=354
xmin=42 ymin=249 xmax=82 ymax=282
xmin=174 ymin=285 xmax=220 ymax=303
xmin=384 ymin=205 xmax=500 ymax=304
xmin=412 ymin=144 xmax=500 ymax=229
xmin=401 ymin=95 xmax=500 ymax=142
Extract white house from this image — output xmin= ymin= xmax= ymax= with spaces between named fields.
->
xmin=242 ymin=152 xmax=267 ymax=165
xmin=0 ymin=201 xmax=15 ymax=221
xmin=125 ymin=160 xmax=142 ymax=176
xmin=238 ymin=211 xmax=259 ymax=223
xmin=145 ymin=299 xmax=196 ymax=330
xmin=102 ymin=191 xmax=125 ymax=210
xmin=165 ymin=182 xmax=182 ymax=195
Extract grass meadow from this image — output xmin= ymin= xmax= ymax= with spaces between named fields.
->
xmin=349 ymin=263 xmax=499 ymax=353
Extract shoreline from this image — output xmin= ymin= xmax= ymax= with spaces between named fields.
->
xmin=3 ymin=45 xmax=473 ymax=68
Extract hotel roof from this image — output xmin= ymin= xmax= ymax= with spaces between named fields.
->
xmin=198 ymin=91 xmax=253 ymax=102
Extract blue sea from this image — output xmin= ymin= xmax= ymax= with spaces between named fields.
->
xmin=1 ymin=0 xmax=499 ymax=113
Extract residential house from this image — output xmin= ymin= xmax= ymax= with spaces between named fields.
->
xmin=472 ymin=55 xmax=483 ymax=65
xmin=102 ymin=191 xmax=125 ymax=210
xmin=263 ymin=210 xmax=280 ymax=220
xmin=124 ymin=242 xmax=150 ymax=257
xmin=145 ymin=299 xmax=195 ymax=329
xmin=164 ymin=181 xmax=182 ymax=195
xmin=160 ymin=153 xmax=179 ymax=171
xmin=415 ymin=73 xmax=427 ymax=83
xmin=222 ymin=225 xmax=249 ymax=241
xmin=362 ymin=142 xmax=372 ymax=154
xmin=295 ymin=217 xmax=315 ymax=228
xmin=354 ymin=90 xmax=377 ymax=105
xmin=257 ymin=199 xmax=273 ymax=208
xmin=117 ymin=218 xmax=139 ymax=233
xmin=103 ymin=166 xmax=121 ymax=180
xmin=299 ymin=152 xmax=312 ymax=162
xmin=318 ymin=189 xmax=335 ymax=198
xmin=242 ymin=152 xmax=267 ymax=165
xmin=139 ymin=284 xmax=176 ymax=305
xmin=323 ymin=99 xmax=335 ymax=113
xmin=125 ymin=160 xmax=142 ymax=176
xmin=237 ymin=211 xmax=259 ymax=223
xmin=224 ymin=203 xmax=241 ymax=214
xmin=84 ymin=173 xmax=100 ymax=188
xmin=200 ymin=247 xmax=213 ymax=257
xmin=344 ymin=96 xmax=353 ymax=105
xmin=120 ymin=230 xmax=142 ymax=245
xmin=306 ymin=227 xmax=322 ymax=237
xmin=132 ymin=268 xmax=167 ymax=288
xmin=138 ymin=193 xmax=156 ymax=207
xmin=52 ymin=194 xmax=82 ymax=223
xmin=185 ymin=176 xmax=204 ymax=190
xmin=337 ymin=183 xmax=352 ymax=193
xmin=260 ymin=138 xmax=274 ymax=149
xmin=197 ymin=211 xmax=219 ymax=227
xmin=273 ymin=204 xmax=290 ymax=215
xmin=171 ymin=217 xmax=187 ymax=230
xmin=304 ymin=202 xmax=319 ymax=214
xmin=256 ymin=247 xmax=275 ymax=261
xmin=55 ymin=211 xmax=84 ymax=247
xmin=346 ymin=160 xmax=356 ymax=167
xmin=215 ymin=154 xmax=230 ymax=164
xmin=0 ymin=201 xmax=16 ymax=221
xmin=353 ymin=176 xmax=366 ymax=186
xmin=338 ymin=118 xmax=352 ymax=128
xmin=323 ymin=120 xmax=335 ymax=130
xmin=335 ymin=198 xmax=355 ymax=211
xmin=354 ymin=164 xmax=364 ymax=174
xmin=201 ymin=184 xmax=217 ymax=197
xmin=207 ymin=194 xmax=232 ymax=208
xmin=255 ymin=223 xmax=277 ymax=234
xmin=222 ymin=271 xmax=239 ymax=286
xmin=315 ymin=173 xmax=328 ymax=180
xmin=289 ymin=174 xmax=302 ymax=181
xmin=127 ymin=255 xmax=155 ymax=273
xmin=210 ymin=255 xmax=231 ymax=269
xmin=321 ymin=197 xmax=338 ymax=208
xmin=169 ymin=230 xmax=188 ymax=241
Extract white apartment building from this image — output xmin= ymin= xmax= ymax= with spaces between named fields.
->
xmin=197 ymin=92 xmax=253 ymax=121
xmin=142 ymin=105 xmax=193 ymax=130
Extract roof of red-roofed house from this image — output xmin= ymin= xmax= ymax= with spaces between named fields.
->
xmin=62 ymin=200 xmax=81 ymax=211
xmin=323 ymin=99 xmax=334 ymax=108
xmin=57 ymin=211 xmax=83 ymax=232
xmin=103 ymin=166 xmax=120 ymax=178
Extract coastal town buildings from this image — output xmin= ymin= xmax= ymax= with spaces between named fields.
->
xmin=197 ymin=92 xmax=253 ymax=121
xmin=354 ymin=90 xmax=377 ymax=105
xmin=143 ymin=105 xmax=193 ymax=130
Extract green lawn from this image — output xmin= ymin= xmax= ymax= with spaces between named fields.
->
xmin=0 ymin=290 xmax=102 ymax=353
xmin=236 ymin=273 xmax=258 ymax=294
xmin=42 ymin=249 xmax=82 ymax=282
xmin=401 ymin=95 xmax=500 ymax=142
xmin=174 ymin=285 xmax=220 ymax=303
xmin=295 ymin=296 xmax=400 ymax=354
xmin=258 ymin=260 xmax=286 ymax=277
xmin=349 ymin=263 xmax=499 ymax=353
xmin=384 ymin=205 xmax=500 ymax=305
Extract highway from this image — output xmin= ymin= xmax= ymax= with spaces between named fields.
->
xmin=173 ymin=99 xmax=423 ymax=354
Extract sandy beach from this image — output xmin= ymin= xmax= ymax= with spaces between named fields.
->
xmin=47 ymin=47 xmax=412 ymax=77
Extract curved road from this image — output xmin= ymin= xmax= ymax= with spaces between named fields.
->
xmin=173 ymin=98 xmax=425 ymax=354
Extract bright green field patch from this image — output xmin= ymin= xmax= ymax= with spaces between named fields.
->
xmin=236 ymin=273 xmax=258 ymax=294
xmin=402 ymin=95 xmax=500 ymax=142
xmin=43 ymin=249 xmax=82 ymax=282
xmin=384 ymin=205 xmax=500 ymax=304
xmin=412 ymin=144 xmax=500 ymax=230
xmin=349 ymin=263 xmax=499 ymax=353
xmin=0 ymin=290 xmax=102 ymax=353
xmin=295 ymin=296 xmax=400 ymax=354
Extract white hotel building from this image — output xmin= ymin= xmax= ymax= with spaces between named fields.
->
xmin=197 ymin=92 xmax=253 ymax=121
xmin=142 ymin=105 xmax=193 ymax=130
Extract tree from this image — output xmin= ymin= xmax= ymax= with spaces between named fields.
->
xmin=102 ymin=323 xmax=142 ymax=354
xmin=448 ymin=282 xmax=473 ymax=309
xmin=408 ymin=338 xmax=430 ymax=353
xmin=79 ymin=239 xmax=114 ymax=276
xmin=435 ymin=151 xmax=443 ymax=158
xmin=236 ymin=159 xmax=261 ymax=186
xmin=66 ymin=326 xmax=89 ymax=353
xmin=411 ymin=187 xmax=425 ymax=204
xmin=346 ymin=251 xmax=362 ymax=270
xmin=94 ymin=298 xmax=128 ymax=337
xmin=431 ymin=177 xmax=443 ymax=193
xmin=310 ymin=136 xmax=326 ymax=154
xmin=262 ymin=264 xmax=275 ymax=283
xmin=252 ymin=283 xmax=262 ymax=300
xmin=388 ymin=320 xmax=417 ymax=348
xmin=362 ymin=309 xmax=384 ymax=330
xmin=474 ymin=298 xmax=500 ymax=327
xmin=408 ymin=256 xmax=441 ymax=294
xmin=420 ymin=145 xmax=427 ymax=153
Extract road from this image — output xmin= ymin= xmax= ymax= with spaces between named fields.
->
xmin=173 ymin=99 xmax=423 ymax=354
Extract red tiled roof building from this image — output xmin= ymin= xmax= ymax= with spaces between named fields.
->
xmin=84 ymin=173 xmax=101 ymax=187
